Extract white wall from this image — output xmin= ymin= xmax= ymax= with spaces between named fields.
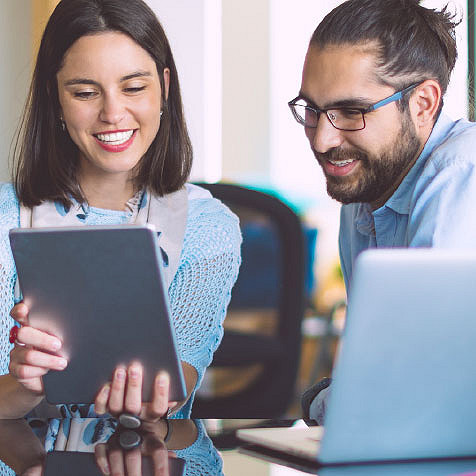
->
xmin=147 ymin=0 xmax=222 ymax=182
xmin=221 ymin=0 xmax=271 ymax=183
xmin=423 ymin=0 xmax=469 ymax=119
xmin=0 ymin=1 xmax=32 ymax=182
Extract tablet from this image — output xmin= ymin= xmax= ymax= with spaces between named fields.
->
xmin=46 ymin=451 xmax=186 ymax=476
xmin=9 ymin=225 xmax=186 ymax=405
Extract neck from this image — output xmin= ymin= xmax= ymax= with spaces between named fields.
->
xmin=78 ymin=172 xmax=136 ymax=211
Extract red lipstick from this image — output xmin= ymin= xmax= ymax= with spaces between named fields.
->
xmin=93 ymin=129 xmax=137 ymax=153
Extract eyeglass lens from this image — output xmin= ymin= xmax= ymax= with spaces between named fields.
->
xmin=291 ymin=104 xmax=364 ymax=131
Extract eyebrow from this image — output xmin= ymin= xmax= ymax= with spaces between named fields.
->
xmin=298 ymin=92 xmax=373 ymax=110
xmin=64 ymin=70 xmax=153 ymax=87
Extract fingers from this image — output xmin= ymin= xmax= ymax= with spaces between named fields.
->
xmin=151 ymin=446 xmax=170 ymax=476
xmin=10 ymin=302 xmax=29 ymax=325
xmin=142 ymin=372 xmax=173 ymax=421
xmin=8 ymin=325 xmax=66 ymax=396
xmin=9 ymin=345 xmax=67 ymax=382
xmin=107 ymin=366 xmax=127 ymax=414
xmin=124 ymin=364 xmax=143 ymax=416
xmin=16 ymin=326 xmax=62 ymax=354
xmin=96 ymin=362 xmax=143 ymax=416
xmin=94 ymin=384 xmax=111 ymax=415
xmin=94 ymin=444 xmax=110 ymax=475
xmin=95 ymin=365 xmax=174 ymax=420
xmin=108 ymin=448 xmax=126 ymax=476
xmin=124 ymin=448 xmax=142 ymax=476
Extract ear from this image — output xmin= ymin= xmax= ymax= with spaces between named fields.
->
xmin=409 ymin=79 xmax=442 ymax=130
xmin=163 ymin=68 xmax=170 ymax=101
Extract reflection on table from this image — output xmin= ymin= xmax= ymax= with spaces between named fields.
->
xmin=1 ymin=418 xmax=476 ymax=476
xmin=0 ymin=417 xmax=221 ymax=476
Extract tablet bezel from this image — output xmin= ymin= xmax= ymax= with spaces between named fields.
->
xmin=9 ymin=225 xmax=186 ymax=405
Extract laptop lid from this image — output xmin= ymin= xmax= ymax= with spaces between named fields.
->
xmin=320 ymin=249 xmax=476 ymax=464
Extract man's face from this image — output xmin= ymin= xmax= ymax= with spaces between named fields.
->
xmin=300 ymin=44 xmax=422 ymax=207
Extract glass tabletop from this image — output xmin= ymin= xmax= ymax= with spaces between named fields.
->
xmin=1 ymin=418 xmax=476 ymax=476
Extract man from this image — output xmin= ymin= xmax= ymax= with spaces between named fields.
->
xmin=290 ymin=0 xmax=476 ymax=422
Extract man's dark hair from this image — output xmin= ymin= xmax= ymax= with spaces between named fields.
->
xmin=310 ymin=0 xmax=460 ymax=113
xmin=13 ymin=0 xmax=193 ymax=208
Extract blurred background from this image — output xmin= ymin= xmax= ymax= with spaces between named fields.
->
xmin=1 ymin=0 xmax=474 ymax=417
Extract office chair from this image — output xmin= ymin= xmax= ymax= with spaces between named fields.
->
xmin=191 ymin=183 xmax=307 ymax=418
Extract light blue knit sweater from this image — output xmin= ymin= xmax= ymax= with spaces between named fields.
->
xmin=0 ymin=183 xmax=241 ymax=419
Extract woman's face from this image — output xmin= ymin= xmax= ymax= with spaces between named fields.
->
xmin=56 ymin=31 xmax=169 ymax=182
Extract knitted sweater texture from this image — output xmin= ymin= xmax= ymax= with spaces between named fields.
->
xmin=0 ymin=183 xmax=241 ymax=421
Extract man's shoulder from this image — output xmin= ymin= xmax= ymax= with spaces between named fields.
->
xmin=428 ymin=118 xmax=476 ymax=168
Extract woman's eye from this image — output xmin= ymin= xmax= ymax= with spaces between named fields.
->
xmin=124 ymin=86 xmax=146 ymax=94
xmin=73 ymin=91 xmax=98 ymax=99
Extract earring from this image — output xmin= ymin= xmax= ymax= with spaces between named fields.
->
xmin=160 ymin=110 xmax=163 ymax=117
xmin=60 ymin=118 xmax=66 ymax=132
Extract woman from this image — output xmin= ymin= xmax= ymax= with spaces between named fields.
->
xmin=0 ymin=0 xmax=241 ymax=420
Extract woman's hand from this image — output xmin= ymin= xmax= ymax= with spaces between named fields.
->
xmin=94 ymin=422 xmax=173 ymax=476
xmin=8 ymin=303 xmax=67 ymax=395
xmin=94 ymin=363 xmax=177 ymax=422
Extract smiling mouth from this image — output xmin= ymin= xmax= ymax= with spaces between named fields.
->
xmin=94 ymin=129 xmax=135 ymax=146
xmin=328 ymin=159 xmax=355 ymax=167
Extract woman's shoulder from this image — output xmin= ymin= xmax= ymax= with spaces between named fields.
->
xmin=184 ymin=184 xmax=241 ymax=252
xmin=185 ymin=183 xmax=239 ymax=225
xmin=0 ymin=183 xmax=20 ymax=227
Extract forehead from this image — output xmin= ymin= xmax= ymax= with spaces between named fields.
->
xmin=300 ymin=44 xmax=383 ymax=106
xmin=58 ymin=31 xmax=157 ymax=79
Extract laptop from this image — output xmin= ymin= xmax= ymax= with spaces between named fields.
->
xmin=238 ymin=249 xmax=476 ymax=465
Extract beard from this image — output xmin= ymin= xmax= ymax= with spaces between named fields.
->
xmin=314 ymin=114 xmax=422 ymax=205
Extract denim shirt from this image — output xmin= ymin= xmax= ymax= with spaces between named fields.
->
xmin=339 ymin=114 xmax=476 ymax=292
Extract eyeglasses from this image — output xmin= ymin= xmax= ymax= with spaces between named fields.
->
xmin=288 ymin=82 xmax=421 ymax=132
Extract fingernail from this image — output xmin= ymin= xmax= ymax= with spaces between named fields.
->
xmin=102 ymin=461 xmax=110 ymax=475
xmin=102 ymin=384 xmax=110 ymax=397
xmin=129 ymin=366 xmax=141 ymax=379
xmin=158 ymin=373 xmax=169 ymax=386
xmin=58 ymin=358 xmax=68 ymax=369
xmin=116 ymin=368 xmax=126 ymax=380
xmin=51 ymin=339 xmax=61 ymax=351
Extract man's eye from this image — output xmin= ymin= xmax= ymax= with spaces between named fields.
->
xmin=340 ymin=108 xmax=362 ymax=118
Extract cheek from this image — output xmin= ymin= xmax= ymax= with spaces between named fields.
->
xmin=62 ymin=104 xmax=97 ymax=135
xmin=304 ymin=126 xmax=316 ymax=144
xmin=140 ymin=101 xmax=162 ymax=138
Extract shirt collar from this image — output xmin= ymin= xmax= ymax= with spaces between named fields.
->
xmin=382 ymin=113 xmax=455 ymax=215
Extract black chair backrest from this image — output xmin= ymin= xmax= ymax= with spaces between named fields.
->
xmin=192 ymin=183 xmax=307 ymax=418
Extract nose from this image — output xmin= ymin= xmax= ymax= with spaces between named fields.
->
xmin=306 ymin=113 xmax=344 ymax=154
xmin=99 ymin=92 xmax=126 ymax=125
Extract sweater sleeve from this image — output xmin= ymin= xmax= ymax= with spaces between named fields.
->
xmin=168 ymin=197 xmax=241 ymax=395
xmin=0 ymin=183 xmax=20 ymax=376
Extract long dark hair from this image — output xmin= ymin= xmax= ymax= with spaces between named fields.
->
xmin=13 ymin=0 xmax=193 ymax=207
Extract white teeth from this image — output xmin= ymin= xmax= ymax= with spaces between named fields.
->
xmin=329 ymin=159 xmax=354 ymax=167
xmin=95 ymin=130 xmax=134 ymax=145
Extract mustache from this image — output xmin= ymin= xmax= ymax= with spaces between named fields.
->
xmin=314 ymin=147 xmax=368 ymax=164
